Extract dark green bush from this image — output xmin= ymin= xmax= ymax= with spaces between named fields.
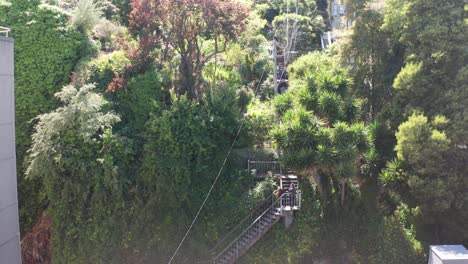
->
xmin=0 ymin=0 xmax=90 ymax=231
xmin=139 ymin=87 xmax=256 ymax=262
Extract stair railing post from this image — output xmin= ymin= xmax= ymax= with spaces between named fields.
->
xmin=279 ymin=194 xmax=284 ymax=213
xmin=298 ymin=192 xmax=301 ymax=208
xmin=282 ymin=194 xmax=284 ymax=215
xmin=279 ymin=194 xmax=283 ymax=216
xmin=294 ymin=192 xmax=297 ymax=208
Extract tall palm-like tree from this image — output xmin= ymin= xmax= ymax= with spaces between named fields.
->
xmin=271 ymin=52 xmax=373 ymax=205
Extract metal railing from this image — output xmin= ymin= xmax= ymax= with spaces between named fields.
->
xmin=0 ymin=26 xmax=11 ymax=37
xmin=280 ymin=191 xmax=302 ymax=210
xmin=211 ymin=192 xmax=302 ymax=263
xmin=213 ymin=194 xmax=283 ymax=263
xmin=210 ymin=194 xmax=277 ymax=256
xmin=247 ymin=160 xmax=283 ymax=177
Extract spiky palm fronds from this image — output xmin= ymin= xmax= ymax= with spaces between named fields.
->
xmin=298 ymin=86 xmax=318 ymax=112
xmin=343 ymin=97 xmax=363 ymax=123
xmin=273 ymin=92 xmax=294 ymax=117
xmin=317 ymin=90 xmax=342 ymax=122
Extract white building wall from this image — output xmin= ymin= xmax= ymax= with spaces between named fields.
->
xmin=429 ymin=245 xmax=468 ymax=264
xmin=0 ymin=35 xmax=22 ymax=263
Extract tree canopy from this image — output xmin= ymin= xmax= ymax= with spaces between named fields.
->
xmin=4 ymin=0 xmax=466 ymax=263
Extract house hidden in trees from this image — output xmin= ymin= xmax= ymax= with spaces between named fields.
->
xmin=429 ymin=245 xmax=468 ymax=264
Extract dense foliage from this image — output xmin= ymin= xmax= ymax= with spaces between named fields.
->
xmin=25 ymin=84 xmax=131 ymax=263
xmin=382 ymin=114 xmax=468 ymax=244
xmin=139 ymin=88 xmax=257 ymax=262
xmin=0 ymin=0 xmax=89 ymax=231
xmin=8 ymin=0 xmax=467 ymax=263
xmin=272 ymin=52 xmax=372 ymax=205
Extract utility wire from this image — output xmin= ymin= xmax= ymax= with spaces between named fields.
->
xmin=167 ymin=66 xmax=268 ymax=264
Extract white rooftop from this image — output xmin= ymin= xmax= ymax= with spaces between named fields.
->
xmin=430 ymin=245 xmax=468 ymax=261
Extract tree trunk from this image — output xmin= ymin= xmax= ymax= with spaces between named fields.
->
xmin=306 ymin=167 xmax=323 ymax=194
xmin=178 ymin=54 xmax=196 ymax=100
xmin=314 ymin=173 xmax=323 ymax=194
xmin=341 ymin=181 xmax=346 ymax=206
xmin=213 ymin=37 xmax=218 ymax=87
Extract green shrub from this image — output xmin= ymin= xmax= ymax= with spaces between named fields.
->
xmin=93 ymin=19 xmax=123 ymax=51
xmin=72 ymin=0 xmax=103 ymax=33
xmin=0 ymin=0 xmax=90 ymax=231
xmin=88 ymin=50 xmax=131 ymax=90
xmin=273 ymin=92 xmax=294 ymax=117
xmin=139 ymin=88 xmax=252 ymax=261
xmin=105 ymin=70 xmax=166 ymax=136
xmin=26 ymin=84 xmax=131 ymax=263
xmin=246 ymin=99 xmax=276 ymax=147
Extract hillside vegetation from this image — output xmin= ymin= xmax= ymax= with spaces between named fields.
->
xmin=1 ymin=0 xmax=466 ymax=263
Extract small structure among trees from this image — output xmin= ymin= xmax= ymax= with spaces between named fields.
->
xmin=429 ymin=245 xmax=468 ymax=264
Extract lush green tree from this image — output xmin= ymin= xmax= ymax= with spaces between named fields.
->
xmin=336 ymin=0 xmax=467 ymax=248
xmin=382 ymin=0 xmax=466 ymax=124
xmin=142 ymin=88 xmax=242 ymax=208
xmin=140 ymin=87 xmax=254 ymax=261
xmin=272 ymin=52 xmax=373 ymax=205
xmin=335 ymin=1 xmax=404 ymax=120
xmin=26 ymin=84 xmax=134 ymax=263
xmin=352 ymin=203 xmax=425 ymax=264
xmin=255 ymin=0 xmax=324 ymax=56
xmin=112 ymin=0 xmax=132 ymax=25
xmin=204 ymin=9 xmax=272 ymax=91
xmin=377 ymin=0 xmax=468 ymax=245
xmin=92 ymin=19 xmax=125 ymax=52
xmin=245 ymin=99 xmax=276 ymax=147
xmin=85 ymin=55 xmax=168 ymax=140
xmin=0 ymin=0 xmax=90 ymax=231
xmin=381 ymin=114 xmax=468 ymax=244
xmin=127 ymin=0 xmax=251 ymax=100
xmin=106 ymin=70 xmax=166 ymax=134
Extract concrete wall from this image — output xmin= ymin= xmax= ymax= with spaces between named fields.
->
xmin=0 ymin=35 xmax=22 ymax=263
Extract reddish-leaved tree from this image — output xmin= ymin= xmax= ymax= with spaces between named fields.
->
xmin=21 ymin=212 xmax=51 ymax=264
xmin=114 ymin=0 xmax=250 ymax=99
xmin=107 ymin=0 xmax=162 ymax=92
xmin=164 ymin=0 xmax=250 ymax=100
